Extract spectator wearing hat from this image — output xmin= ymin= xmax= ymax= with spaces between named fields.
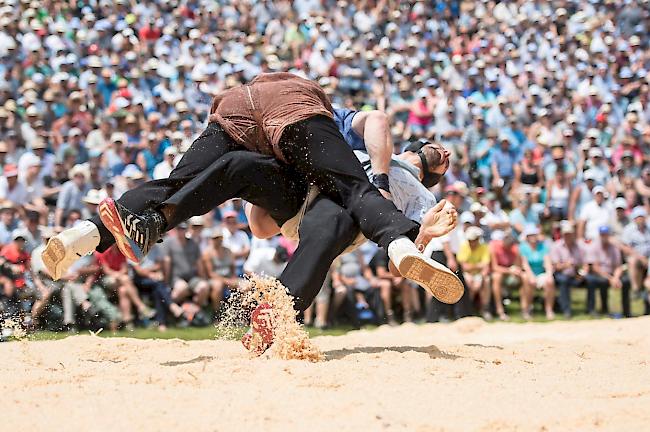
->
xmin=0 ymin=164 xmax=28 ymax=208
xmin=457 ymin=226 xmax=492 ymax=320
xmin=202 ymin=227 xmax=240 ymax=318
xmin=0 ymin=204 xmax=17 ymax=246
xmin=519 ymin=225 xmax=555 ymax=320
xmin=618 ymin=207 xmax=650 ymax=296
xmin=55 ymin=164 xmax=90 ymax=228
xmin=610 ymin=197 xmax=630 ymax=237
xmin=490 ymin=230 xmax=531 ymax=320
xmin=577 ymin=186 xmax=613 ymax=240
xmin=550 ymin=222 xmax=588 ymax=318
xmin=85 ymin=118 xmax=114 ymax=153
xmin=584 ymin=226 xmax=630 ymax=317
xmin=154 ymin=146 xmax=178 ymax=180
xmin=58 ymin=127 xmax=89 ymax=165
xmin=509 ymin=195 xmax=541 ymax=236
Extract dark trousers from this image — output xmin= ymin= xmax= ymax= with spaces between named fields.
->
xmin=553 ymin=272 xmax=582 ymax=315
xmin=584 ymin=273 xmax=610 ymax=314
xmin=133 ymin=275 xmax=173 ymax=325
xmin=93 ymin=118 xmax=418 ymax=251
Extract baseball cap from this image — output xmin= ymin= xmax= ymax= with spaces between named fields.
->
xmin=631 ymin=206 xmax=647 ymax=220
xmin=465 ymin=226 xmax=483 ymax=241
xmin=176 ymin=222 xmax=188 ymax=230
xmin=4 ymin=164 xmax=18 ymax=177
xmin=21 ymin=153 xmax=41 ymax=168
xmin=82 ymin=189 xmax=102 ymax=205
xmin=470 ymin=202 xmax=485 ymax=213
xmin=210 ymin=227 xmax=224 ymax=238
xmin=522 ymin=225 xmax=540 ymax=237
xmin=583 ymin=169 xmax=597 ymax=181
xmin=592 ymin=185 xmax=606 ymax=195
xmin=588 ymin=147 xmax=603 ymax=158
xmin=614 ymin=197 xmax=627 ymax=209
xmin=460 ymin=211 xmax=475 ymax=225
xmin=598 ymin=226 xmax=611 ymax=235
xmin=164 ymin=146 xmax=178 ymax=156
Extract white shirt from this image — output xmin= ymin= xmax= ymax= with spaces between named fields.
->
xmin=222 ymin=229 xmax=250 ymax=267
xmin=243 ymin=246 xmax=286 ymax=278
xmin=579 ymin=200 xmax=613 ymax=241
xmin=0 ymin=178 xmax=28 ymax=206
xmin=153 ymin=160 xmax=176 ymax=180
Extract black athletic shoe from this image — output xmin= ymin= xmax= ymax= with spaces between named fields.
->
xmin=98 ymin=198 xmax=166 ymax=262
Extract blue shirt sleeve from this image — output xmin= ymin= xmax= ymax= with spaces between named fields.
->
xmin=333 ymin=108 xmax=366 ymax=151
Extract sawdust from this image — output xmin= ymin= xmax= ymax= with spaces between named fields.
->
xmin=217 ymin=274 xmax=323 ymax=362
xmin=2 ymin=317 xmax=649 ymax=432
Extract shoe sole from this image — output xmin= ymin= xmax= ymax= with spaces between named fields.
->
xmin=42 ymin=237 xmax=66 ymax=280
xmin=398 ymin=255 xmax=463 ymax=304
xmin=251 ymin=303 xmax=274 ymax=345
xmin=241 ymin=331 xmax=269 ymax=356
xmin=98 ymin=198 xmax=142 ymax=263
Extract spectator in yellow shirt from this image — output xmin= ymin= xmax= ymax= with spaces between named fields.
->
xmin=457 ymin=226 xmax=492 ymax=320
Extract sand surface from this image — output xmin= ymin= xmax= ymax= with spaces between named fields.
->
xmin=3 ymin=317 xmax=650 ymax=432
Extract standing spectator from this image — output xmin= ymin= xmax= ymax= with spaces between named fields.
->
xmin=577 ymin=186 xmax=613 ymax=241
xmin=550 ymin=222 xmax=587 ymax=318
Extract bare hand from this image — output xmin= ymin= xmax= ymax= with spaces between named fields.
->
xmin=379 ymin=189 xmax=392 ymax=200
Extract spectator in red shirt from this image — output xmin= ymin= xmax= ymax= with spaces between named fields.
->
xmin=0 ymin=234 xmax=31 ymax=321
xmin=489 ymin=231 xmax=531 ymax=321
xmin=138 ymin=18 xmax=162 ymax=42
xmin=95 ymin=245 xmax=154 ymax=329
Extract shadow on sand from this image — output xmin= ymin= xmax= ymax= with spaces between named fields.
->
xmin=324 ymin=345 xmax=459 ymax=361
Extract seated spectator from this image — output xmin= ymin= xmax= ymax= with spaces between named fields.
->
xmin=0 ymin=233 xmax=31 ymax=322
xmin=610 ymin=197 xmax=630 ymax=237
xmin=519 ymin=226 xmax=555 ymax=320
xmin=303 ymin=270 xmax=332 ymax=329
xmin=513 ymin=148 xmax=544 ymax=199
xmin=490 ymin=231 xmax=531 ymax=320
xmin=0 ymin=204 xmax=17 ymax=246
xmin=569 ymin=169 xmax=597 ymax=222
xmin=163 ymin=224 xmax=211 ymax=325
xmin=618 ymin=207 xmax=650 ymax=297
xmin=332 ymin=251 xmax=381 ymax=328
xmin=584 ymin=226 xmax=629 ymax=317
xmin=222 ymin=210 xmax=251 ymax=276
xmin=457 ymin=226 xmax=492 ymax=320
xmin=0 ymin=165 xmax=28 ymax=209
xmin=490 ymin=134 xmax=518 ymax=202
xmin=131 ymin=244 xmax=185 ymax=331
xmin=368 ymin=248 xmax=414 ymax=325
xmin=550 ymin=222 xmax=587 ymax=318
xmin=95 ymin=245 xmax=154 ymax=330
xmin=243 ymin=237 xmax=287 ymax=279
xmin=202 ymin=228 xmax=241 ymax=318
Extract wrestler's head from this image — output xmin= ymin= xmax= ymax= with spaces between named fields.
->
xmin=403 ymin=138 xmax=450 ymax=187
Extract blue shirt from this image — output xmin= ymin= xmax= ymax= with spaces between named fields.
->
xmin=519 ymin=240 xmax=549 ymax=276
xmin=333 ymin=108 xmax=366 ymax=151
xmin=492 ymin=147 xmax=519 ymax=178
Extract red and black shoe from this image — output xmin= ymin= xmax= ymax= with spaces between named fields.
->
xmin=98 ymin=198 xmax=165 ymax=263
xmin=241 ymin=303 xmax=275 ymax=356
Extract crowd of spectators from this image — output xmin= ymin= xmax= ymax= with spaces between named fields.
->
xmin=1 ymin=0 xmax=650 ymax=335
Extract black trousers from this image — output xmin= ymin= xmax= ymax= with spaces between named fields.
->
xmin=93 ymin=118 xmax=418 ymax=251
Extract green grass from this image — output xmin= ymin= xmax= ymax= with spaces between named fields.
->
xmin=21 ymin=288 xmax=648 ymax=342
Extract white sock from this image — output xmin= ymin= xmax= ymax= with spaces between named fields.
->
xmin=69 ymin=220 xmax=101 ymax=254
xmin=387 ymin=236 xmax=418 ymax=264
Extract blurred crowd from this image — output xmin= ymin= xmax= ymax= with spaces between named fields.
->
xmin=1 ymin=0 xmax=650 ymax=335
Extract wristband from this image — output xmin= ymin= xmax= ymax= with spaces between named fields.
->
xmin=373 ymin=173 xmax=390 ymax=192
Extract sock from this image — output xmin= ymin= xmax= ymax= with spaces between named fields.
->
xmin=74 ymin=220 xmax=101 ymax=254
xmin=387 ymin=236 xmax=418 ymax=264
